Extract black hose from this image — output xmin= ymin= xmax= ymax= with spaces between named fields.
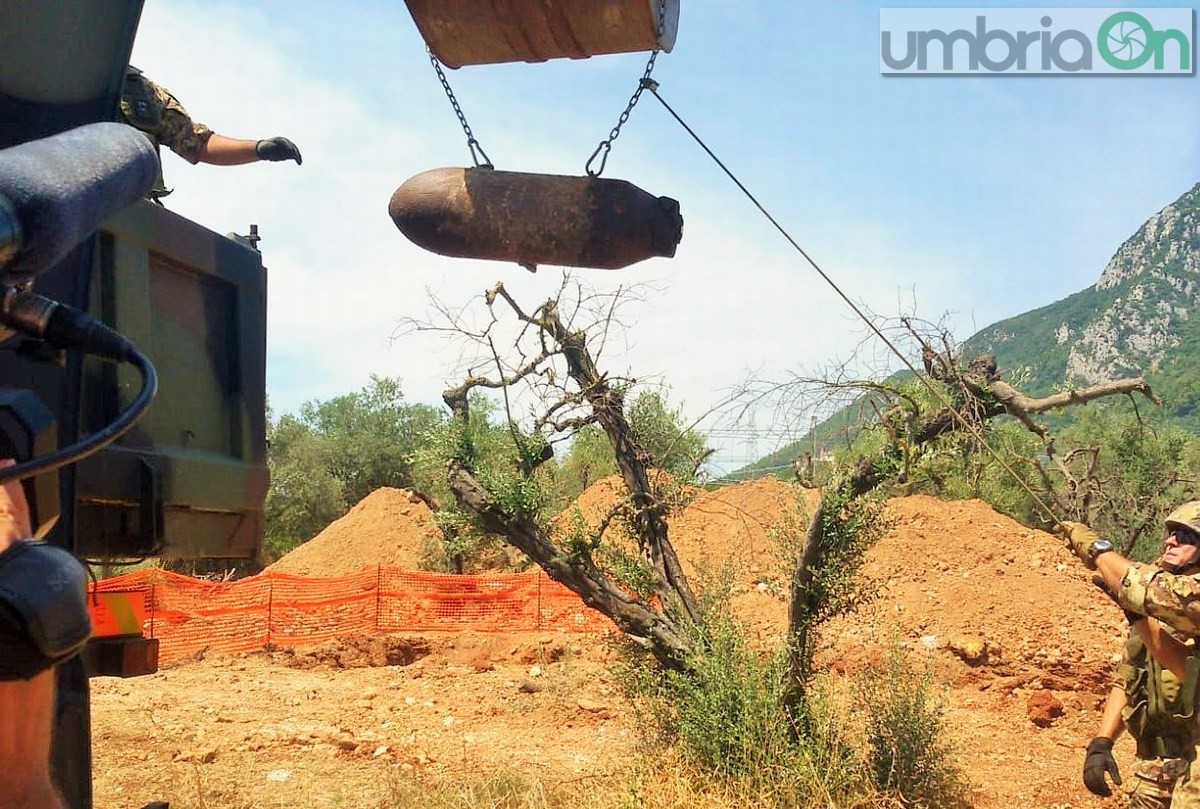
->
xmin=0 ymin=347 xmax=157 ymax=484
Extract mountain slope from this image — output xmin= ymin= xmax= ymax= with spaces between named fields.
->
xmin=968 ymin=181 xmax=1200 ymax=412
xmin=734 ymin=180 xmax=1200 ymax=478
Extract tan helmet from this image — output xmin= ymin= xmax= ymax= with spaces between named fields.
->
xmin=1165 ymin=501 xmax=1200 ymax=534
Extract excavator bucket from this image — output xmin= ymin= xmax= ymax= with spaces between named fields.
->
xmin=403 ymin=0 xmax=679 ymax=68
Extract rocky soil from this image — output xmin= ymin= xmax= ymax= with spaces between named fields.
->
xmin=91 ymin=479 xmax=1133 ymax=808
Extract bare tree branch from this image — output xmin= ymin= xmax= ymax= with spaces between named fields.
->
xmin=417 ymin=279 xmax=706 ymax=670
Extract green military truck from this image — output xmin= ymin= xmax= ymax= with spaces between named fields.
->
xmin=0 ymin=3 xmax=267 ymax=806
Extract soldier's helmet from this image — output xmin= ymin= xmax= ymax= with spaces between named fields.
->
xmin=1166 ymin=501 xmax=1200 ymax=536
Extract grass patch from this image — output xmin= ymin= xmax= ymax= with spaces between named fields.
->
xmin=385 ymin=768 xmax=623 ymax=808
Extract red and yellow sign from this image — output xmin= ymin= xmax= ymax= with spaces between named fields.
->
xmin=88 ymin=590 xmax=148 ymax=637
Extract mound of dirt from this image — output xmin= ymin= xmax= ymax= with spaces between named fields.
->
xmin=552 ymin=472 xmax=698 ymax=538
xmin=557 ymin=475 xmax=631 ymax=529
xmin=668 ymin=478 xmax=817 ymax=641
xmin=816 ymin=494 xmax=1123 ymax=688
xmin=91 ymin=489 xmax=1138 ymax=808
xmin=669 ymin=478 xmax=819 ymax=581
xmin=554 ymin=474 xmax=810 ymax=565
xmin=814 ymin=495 xmax=1130 ymax=806
xmin=267 ymin=487 xmax=442 ymax=576
xmin=553 ymin=475 xmax=816 ymax=640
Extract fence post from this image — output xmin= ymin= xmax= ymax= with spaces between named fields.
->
xmin=536 ymin=571 xmax=543 ymax=631
xmin=266 ymin=575 xmax=273 ymax=648
xmin=375 ymin=563 xmax=383 ymax=633
xmin=148 ymin=579 xmax=156 ymax=640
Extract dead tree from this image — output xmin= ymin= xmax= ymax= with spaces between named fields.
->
xmin=422 ymin=279 xmax=703 ymax=671
xmin=781 ymin=317 xmax=1161 ymax=713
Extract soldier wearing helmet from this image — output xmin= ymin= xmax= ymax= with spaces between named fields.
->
xmin=1063 ymin=503 xmax=1200 ymax=807
xmin=1062 ymin=502 xmax=1200 ymax=639
xmin=118 ymin=66 xmax=302 ymax=198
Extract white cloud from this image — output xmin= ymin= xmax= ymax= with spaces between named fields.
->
xmin=129 ymin=1 xmax=1200 ymax=471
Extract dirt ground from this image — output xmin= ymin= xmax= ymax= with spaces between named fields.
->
xmin=92 ymin=480 xmax=1135 ymax=808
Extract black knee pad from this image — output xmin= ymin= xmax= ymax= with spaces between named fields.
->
xmin=0 ymin=541 xmax=91 ymax=680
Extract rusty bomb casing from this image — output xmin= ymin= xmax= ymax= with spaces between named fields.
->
xmin=403 ymin=0 xmax=680 ymax=68
xmin=389 ymin=167 xmax=683 ymax=271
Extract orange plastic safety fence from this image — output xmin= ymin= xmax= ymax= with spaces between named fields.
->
xmin=90 ymin=566 xmax=614 ymax=665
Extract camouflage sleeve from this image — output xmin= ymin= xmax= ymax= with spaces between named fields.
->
xmin=147 ymin=80 xmax=212 ymax=165
xmin=1111 ymin=631 xmax=1136 ymax=689
xmin=1118 ymin=563 xmax=1200 ymax=637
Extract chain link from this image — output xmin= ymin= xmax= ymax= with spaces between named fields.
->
xmin=585 ymin=0 xmax=668 ymax=177
xmin=428 ymin=48 xmax=493 ymax=169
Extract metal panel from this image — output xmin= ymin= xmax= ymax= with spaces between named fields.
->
xmin=0 ymin=1 xmax=142 ymax=147
xmin=73 ymin=201 xmax=268 ymax=559
xmin=405 ymin=0 xmax=679 ymax=68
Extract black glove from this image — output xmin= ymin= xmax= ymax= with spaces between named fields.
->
xmin=1083 ymin=737 xmax=1121 ymax=797
xmin=255 ymin=136 xmax=302 ymax=165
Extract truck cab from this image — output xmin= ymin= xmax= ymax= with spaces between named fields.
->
xmin=0 ymin=3 xmax=268 ymax=806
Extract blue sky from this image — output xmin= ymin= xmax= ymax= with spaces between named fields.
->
xmin=131 ymin=1 xmax=1200 ymax=476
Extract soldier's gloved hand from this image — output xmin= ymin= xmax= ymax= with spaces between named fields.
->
xmin=1083 ymin=737 xmax=1121 ymax=796
xmin=1055 ymin=521 xmax=1100 ymax=569
xmin=255 ymin=137 xmax=302 ymax=165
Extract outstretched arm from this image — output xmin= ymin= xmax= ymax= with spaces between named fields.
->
xmin=126 ymin=72 xmax=300 ymax=167
xmin=197 ymin=133 xmax=302 ymax=166
xmin=196 ymin=133 xmax=260 ymax=165
xmin=1093 ymin=551 xmax=1130 ymax=594
xmin=1062 ymin=522 xmax=1200 ymax=638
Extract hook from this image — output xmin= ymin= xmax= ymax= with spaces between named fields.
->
xmin=468 ymin=138 xmax=494 ymax=170
xmin=585 ymin=141 xmax=611 ymax=178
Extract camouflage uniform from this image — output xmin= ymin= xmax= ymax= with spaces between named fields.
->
xmin=1111 ymin=502 xmax=1200 ymax=807
xmin=1127 ymin=758 xmax=1200 ymax=808
xmin=118 ymin=67 xmax=213 ymax=196
xmin=1119 ymin=565 xmax=1200 ymax=639
xmin=1117 ymin=633 xmax=1200 ymax=807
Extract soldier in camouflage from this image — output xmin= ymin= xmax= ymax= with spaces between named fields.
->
xmin=118 ymin=66 xmax=301 ymax=198
xmin=1064 ymin=502 xmax=1200 ymax=807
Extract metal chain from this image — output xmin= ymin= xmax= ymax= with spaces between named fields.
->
xmin=427 ymin=47 xmax=493 ymax=169
xmin=585 ymin=0 xmax=668 ymax=177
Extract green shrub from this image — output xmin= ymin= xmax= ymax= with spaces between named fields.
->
xmin=855 ymin=645 xmax=971 ymax=808
xmin=610 ymin=489 xmax=978 ymax=808
xmin=616 ymin=613 xmax=872 ymax=808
